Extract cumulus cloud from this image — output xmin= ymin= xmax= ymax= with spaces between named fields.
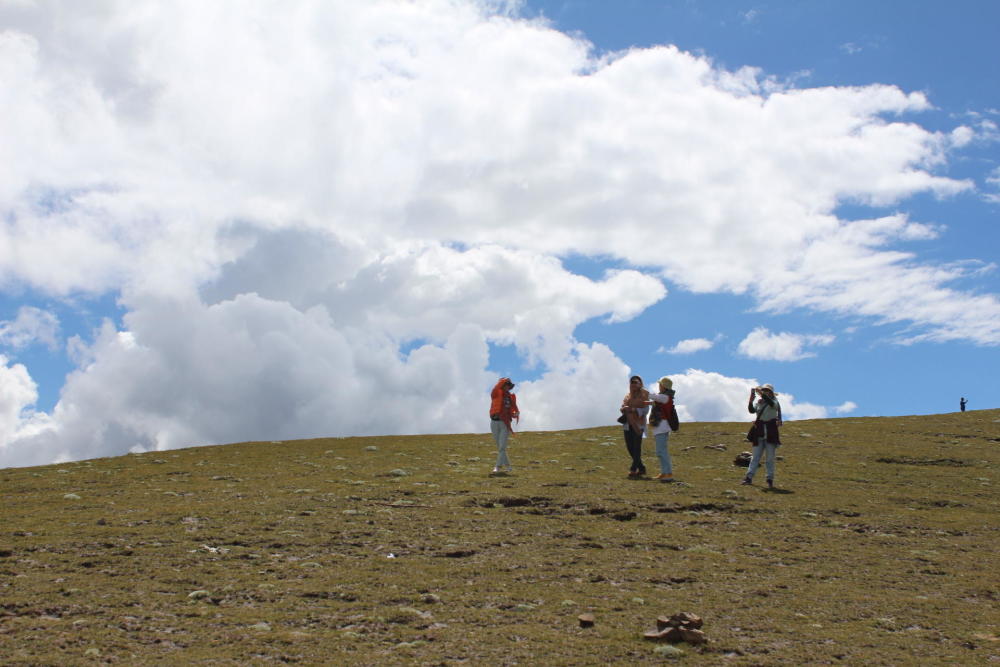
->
xmin=738 ymin=327 xmax=835 ymax=361
xmin=0 ymin=356 xmax=35 ymax=443
xmin=834 ymin=401 xmax=858 ymax=415
xmin=660 ymin=337 xmax=718 ymax=355
xmin=0 ymin=241 xmax=663 ymax=468
xmin=664 ymin=369 xmax=851 ymax=422
xmin=0 ymin=306 xmax=59 ymax=351
xmin=0 ymin=0 xmax=994 ymax=465
xmin=0 ymin=355 xmax=52 ymax=452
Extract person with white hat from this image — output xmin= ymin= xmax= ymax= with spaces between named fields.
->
xmin=742 ymin=384 xmax=782 ymax=489
xmin=647 ymin=376 xmax=678 ymax=482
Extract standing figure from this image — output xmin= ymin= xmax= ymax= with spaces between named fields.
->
xmin=742 ymin=384 xmax=782 ymax=489
xmin=647 ymin=376 xmax=678 ymax=482
xmin=621 ymin=375 xmax=650 ymax=478
xmin=489 ymin=378 xmax=519 ymax=475
xmin=960 ymin=397 xmax=967 ymax=412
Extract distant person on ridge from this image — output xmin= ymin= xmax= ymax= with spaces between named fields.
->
xmin=646 ymin=376 xmax=679 ymax=482
xmin=742 ymin=384 xmax=782 ymax=489
xmin=489 ymin=377 xmax=519 ymax=475
xmin=620 ymin=375 xmax=650 ymax=478
xmin=960 ymin=397 xmax=967 ymax=412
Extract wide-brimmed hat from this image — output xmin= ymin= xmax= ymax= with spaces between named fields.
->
xmin=760 ymin=383 xmax=776 ymax=394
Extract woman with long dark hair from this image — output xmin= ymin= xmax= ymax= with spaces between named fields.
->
xmin=620 ymin=375 xmax=649 ymax=478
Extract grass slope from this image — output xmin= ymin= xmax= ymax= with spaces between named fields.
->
xmin=2 ymin=410 xmax=999 ymax=665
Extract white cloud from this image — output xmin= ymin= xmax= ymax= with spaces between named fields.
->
xmin=664 ymin=368 xmax=852 ymax=422
xmin=0 ymin=2 xmax=986 ymax=318
xmin=0 ymin=355 xmax=53 ymax=451
xmin=975 ymin=118 xmax=1000 ymax=144
xmin=985 ymin=166 xmax=1000 ymax=204
xmin=667 ymin=369 xmax=756 ymax=423
xmin=988 ymin=166 xmax=1000 ymax=186
xmin=737 ymin=327 xmax=835 ymax=361
xmin=660 ymin=337 xmax=717 ymax=354
xmin=0 ymin=1 xmax=994 ymax=464
xmin=515 ymin=341 xmax=632 ymax=432
xmin=834 ymin=401 xmax=857 ymax=415
xmin=0 ymin=306 xmax=59 ymax=350
xmin=0 ymin=241 xmax=664 ymax=468
xmin=0 ymin=356 xmax=35 ymax=444
xmin=949 ymin=125 xmax=974 ymax=148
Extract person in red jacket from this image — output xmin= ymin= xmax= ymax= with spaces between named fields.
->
xmin=489 ymin=377 xmax=519 ymax=475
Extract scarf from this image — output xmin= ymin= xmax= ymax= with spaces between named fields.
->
xmin=622 ymin=384 xmax=649 ymax=433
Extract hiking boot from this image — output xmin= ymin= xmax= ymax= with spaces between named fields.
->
xmin=767 ymin=479 xmax=774 ymax=489
xmin=628 ymin=471 xmax=639 ymax=478
xmin=741 ymin=477 xmax=752 ymax=485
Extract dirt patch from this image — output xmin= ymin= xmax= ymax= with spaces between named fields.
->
xmin=876 ymin=456 xmax=971 ymax=466
xmin=648 ymin=502 xmax=735 ymax=513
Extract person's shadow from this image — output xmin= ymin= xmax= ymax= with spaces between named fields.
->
xmin=764 ymin=487 xmax=794 ymax=494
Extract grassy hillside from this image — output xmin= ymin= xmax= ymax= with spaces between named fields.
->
xmin=2 ymin=409 xmax=998 ymax=665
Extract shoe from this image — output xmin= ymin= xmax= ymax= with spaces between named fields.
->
xmin=628 ymin=471 xmax=639 ymax=478
xmin=659 ymin=477 xmax=676 ymax=484
xmin=767 ymin=479 xmax=774 ymax=489
xmin=741 ymin=477 xmax=752 ymax=485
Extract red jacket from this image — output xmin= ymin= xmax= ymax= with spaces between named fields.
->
xmin=490 ymin=378 xmax=520 ymax=432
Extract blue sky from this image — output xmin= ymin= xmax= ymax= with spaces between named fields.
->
xmin=1 ymin=0 xmax=997 ymax=468
xmin=524 ymin=0 xmax=1000 ymax=416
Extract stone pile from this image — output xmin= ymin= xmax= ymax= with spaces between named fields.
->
xmin=643 ymin=612 xmax=707 ymax=645
xmin=733 ymin=451 xmax=752 ymax=467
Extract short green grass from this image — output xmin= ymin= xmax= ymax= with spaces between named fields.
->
xmin=2 ymin=409 xmax=998 ymax=665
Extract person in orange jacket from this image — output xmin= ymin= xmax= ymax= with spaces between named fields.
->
xmin=489 ymin=377 xmax=519 ymax=474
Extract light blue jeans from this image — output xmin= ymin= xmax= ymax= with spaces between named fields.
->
xmin=654 ymin=432 xmax=672 ymax=475
xmin=491 ymin=419 xmax=510 ymax=469
xmin=747 ymin=440 xmax=776 ymax=481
